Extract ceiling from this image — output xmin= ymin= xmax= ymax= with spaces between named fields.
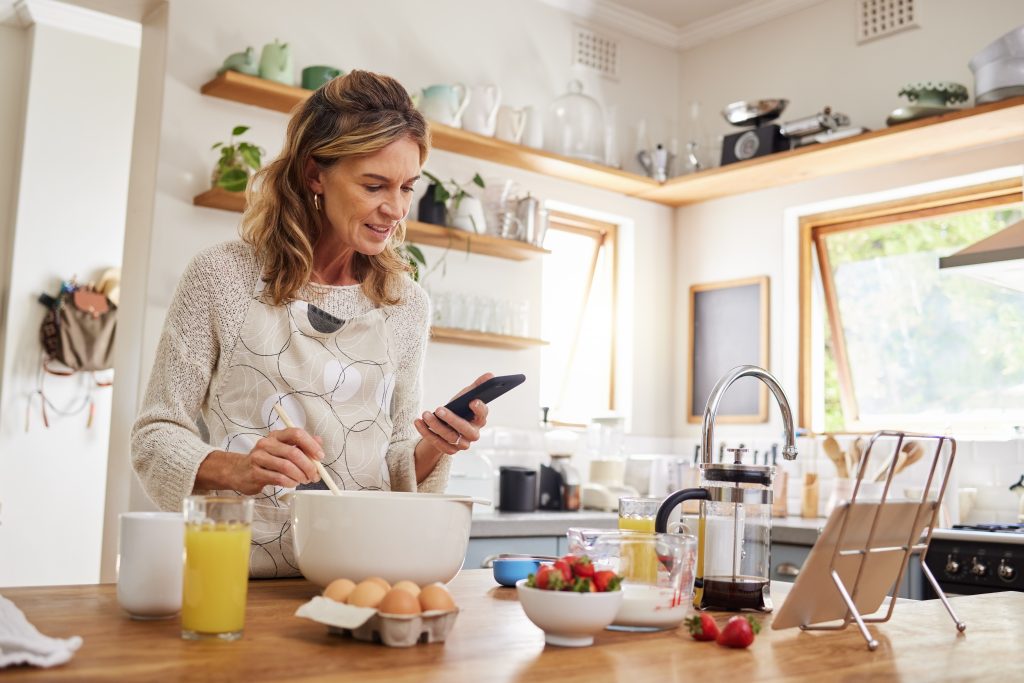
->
xmin=612 ymin=0 xmax=755 ymax=28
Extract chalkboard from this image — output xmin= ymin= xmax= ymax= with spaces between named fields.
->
xmin=688 ymin=276 xmax=769 ymax=423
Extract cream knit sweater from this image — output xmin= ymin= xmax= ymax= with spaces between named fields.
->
xmin=131 ymin=240 xmax=450 ymax=512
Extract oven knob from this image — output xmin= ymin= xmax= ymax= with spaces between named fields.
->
xmin=945 ymin=556 xmax=961 ymax=576
xmin=970 ymin=557 xmax=988 ymax=577
xmin=998 ymin=560 xmax=1016 ymax=582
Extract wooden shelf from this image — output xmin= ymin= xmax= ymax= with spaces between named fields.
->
xmin=200 ymin=72 xmax=1024 ymax=207
xmin=641 ymin=96 xmax=1024 ymax=206
xmin=198 ymin=71 xmax=659 ymax=198
xmin=430 ymin=326 xmax=548 ymax=350
xmin=192 ymin=188 xmax=544 ymax=261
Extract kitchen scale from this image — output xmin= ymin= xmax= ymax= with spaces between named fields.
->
xmin=720 ymin=99 xmax=791 ymax=166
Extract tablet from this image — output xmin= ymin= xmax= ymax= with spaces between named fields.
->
xmin=772 ymin=499 xmax=935 ymax=630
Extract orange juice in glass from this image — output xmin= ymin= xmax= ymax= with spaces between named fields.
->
xmin=617 ymin=497 xmax=660 ymax=583
xmin=181 ymin=496 xmax=253 ymax=641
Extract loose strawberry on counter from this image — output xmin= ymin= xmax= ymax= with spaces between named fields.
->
xmin=686 ymin=613 xmax=720 ymax=642
xmin=716 ymin=615 xmax=761 ymax=649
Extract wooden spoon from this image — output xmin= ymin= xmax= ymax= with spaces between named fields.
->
xmin=849 ymin=437 xmax=864 ymax=477
xmin=822 ymin=435 xmax=848 ymax=478
xmin=894 ymin=441 xmax=925 ymax=475
xmin=273 ymin=404 xmax=341 ymax=495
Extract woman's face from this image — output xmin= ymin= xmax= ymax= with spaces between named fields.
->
xmin=307 ymin=136 xmax=422 ymax=255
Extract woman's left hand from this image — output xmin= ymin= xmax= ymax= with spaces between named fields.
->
xmin=415 ymin=373 xmax=493 ymax=456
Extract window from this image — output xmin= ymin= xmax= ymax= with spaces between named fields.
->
xmin=540 ymin=212 xmax=617 ymax=425
xmin=800 ymin=179 xmax=1024 ymax=433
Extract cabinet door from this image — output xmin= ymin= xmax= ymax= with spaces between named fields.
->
xmin=465 ymin=537 xmax=560 ymax=569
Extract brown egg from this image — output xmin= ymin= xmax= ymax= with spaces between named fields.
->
xmin=418 ymin=583 xmax=456 ymax=612
xmin=378 ymin=588 xmax=422 ymax=616
xmin=323 ymin=578 xmax=356 ymax=603
xmin=347 ymin=580 xmax=387 ymax=608
xmin=364 ymin=576 xmax=391 ymax=591
xmin=391 ymin=580 xmax=421 ymax=597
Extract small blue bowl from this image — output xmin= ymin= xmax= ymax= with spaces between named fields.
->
xmin=492 ymin=558 xmax=543 ymax=587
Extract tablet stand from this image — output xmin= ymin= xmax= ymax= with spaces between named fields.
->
xmin=799 ymin=430 xmax=965 ymax=650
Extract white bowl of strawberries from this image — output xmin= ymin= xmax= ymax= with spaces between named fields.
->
xmin=515 ymin=554 xmax=624 ymax=647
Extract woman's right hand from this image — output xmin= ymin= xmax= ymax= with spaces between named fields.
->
xmin=196 ymin=428 xmax=325 ymax=495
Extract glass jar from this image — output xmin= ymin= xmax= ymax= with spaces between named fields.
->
xmin=543 ymin=80 xmax=605 ymax=164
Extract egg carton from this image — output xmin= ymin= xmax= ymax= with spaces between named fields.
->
xmin=328 ymin=609 xmax=459 ymax=648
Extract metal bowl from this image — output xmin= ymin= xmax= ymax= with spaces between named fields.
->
xmin=721 ymin=99 xmax=789 ymax=127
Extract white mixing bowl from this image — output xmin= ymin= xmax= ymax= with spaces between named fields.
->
xmin=291 ymin=490 xmax=477 ymax=587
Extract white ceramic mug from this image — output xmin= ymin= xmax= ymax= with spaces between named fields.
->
xmin=495 ymin=106 xmax=527 ymax=144
xmin=117 ymin=511 xmax=184 ymax=619
xmin=462 ymin=84 xmax=502 ymax=136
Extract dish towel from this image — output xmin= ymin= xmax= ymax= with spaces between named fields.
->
xmin=0 ymin=594 xmax=82 ymax=668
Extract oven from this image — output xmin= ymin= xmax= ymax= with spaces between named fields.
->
xmin=924 ymin=526 xmax=1024 ymax=598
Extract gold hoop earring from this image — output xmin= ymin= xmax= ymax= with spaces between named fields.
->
xmin=313 ymin=193 xmax=322 ymax=211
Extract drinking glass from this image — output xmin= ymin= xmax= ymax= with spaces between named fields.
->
xmin=181 ymin=496 xmax=253 ymax=641
xmin=618 ymin=496 xmax=660 ymax=533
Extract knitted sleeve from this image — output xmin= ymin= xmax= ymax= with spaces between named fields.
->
xmin=130 ymin=248 xmax=225 ymax=511
xmin=385 ymin=281 xmax=452 ymax=493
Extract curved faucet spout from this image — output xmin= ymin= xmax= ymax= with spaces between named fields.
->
xmin=700 ymin=365 xmax=798 ymax=466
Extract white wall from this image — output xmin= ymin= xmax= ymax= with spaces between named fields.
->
xmin=0 ymin=22 xmax=138 ymax=586
xmin=671 ymin=0 xmax=1024 ymax=441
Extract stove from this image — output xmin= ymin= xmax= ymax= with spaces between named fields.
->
xmin=925 ymin=524 xmax=1024 ymax=597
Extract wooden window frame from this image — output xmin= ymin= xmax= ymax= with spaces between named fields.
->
xmin=798 ymin=178 xmax=1024 ymax=431
xmin=544 ymin=210 xmax=618 ymax=423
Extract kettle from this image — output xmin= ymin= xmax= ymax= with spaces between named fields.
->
xmin=655 ymin=366 xmax=798 ymax=612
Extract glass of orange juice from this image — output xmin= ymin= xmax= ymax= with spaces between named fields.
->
xmin=181 ymin=496 xmax=253 ymax=641
xmin=617 ymin=496 xmax=660 ymax=583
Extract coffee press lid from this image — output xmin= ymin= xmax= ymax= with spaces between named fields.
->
xmin=703 ymin=463 xmax=773 ymax=486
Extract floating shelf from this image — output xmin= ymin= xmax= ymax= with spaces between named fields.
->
xmin=430 ymin=326 xmax=548 ymax=350
xmin=192 ymin=187 xmax=545 ymax=261
xmin=200 ymin=72 xmax=1024 ymax=207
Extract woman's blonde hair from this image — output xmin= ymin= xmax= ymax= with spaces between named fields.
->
xmin=242 ymin=70 xmax=430 ymax=306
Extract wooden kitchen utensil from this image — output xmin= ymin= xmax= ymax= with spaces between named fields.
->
xmin=849 ymin=437 xmax=864 ymax=477
xmin=273 ymin=403 xmax=341 ymax=495
xmin=801 ymin=472 xmax=819 ymax=519
xmin=894 ymin=441 xmax=925 ymax=475
xmin=822 ymin=436 xmax=848 ymax=478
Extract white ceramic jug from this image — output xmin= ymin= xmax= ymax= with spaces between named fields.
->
xmin=495 ymin=106 xmax=528 ymax=144
xmin=462 ymin=84 xmax=502 ymax=136
xmin=419 ymin=83 xmax=470 ymax=128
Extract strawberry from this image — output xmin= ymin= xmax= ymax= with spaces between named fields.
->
xmin=571 ymin=577 xmax=593 ymax=593
xmin=686 ymin=613 xmax=720 ymax=641
xmin=716 ymin=615 xmax=761 ymax=649
xmin=569 ymin=555 xmax=595 ymax=579
xmin=533 ymin=565 xmax=565 ymax=591
xmin=592 ymin=570 xmax=623 ymax=592
xmin=553 ymin=559 xmax=573 ymax=583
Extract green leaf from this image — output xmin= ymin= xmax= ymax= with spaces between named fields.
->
xmin=405 ymin=244 xmax=426 ymax=265
xmin=421 ymin=169 xmax=443 ymax=186
xmin=239 ymin=144 xmax=262 ymax=170
xmin=217 ymin=168 xmax=249 ymax=192
xmin=433 ymin=184 xmax=451 ymax=204
xmin=232 ymin=125 xmax=249 ymax=137
xmin=211 ymin=142 xmax=222 ymax=150
xmin=472 ymin=173 xmax=485 ymax=188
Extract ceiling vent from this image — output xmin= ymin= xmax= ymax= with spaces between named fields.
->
xmin=856 ymin=0 xmax=919 ymax=44
xmin=573 ymin=26 xmax=619 ymax=80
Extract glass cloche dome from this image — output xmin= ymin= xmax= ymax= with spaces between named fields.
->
xmin=543 ymin=80 xmax=605 ymax=164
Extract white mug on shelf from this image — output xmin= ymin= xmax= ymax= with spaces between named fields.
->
xmin=495 ymin=106 xmax=528 ymax=144
xmin=116 ymin=511 xmax=184 ymax=620
xmin=462 ymin=83 xmax=502 ymax=136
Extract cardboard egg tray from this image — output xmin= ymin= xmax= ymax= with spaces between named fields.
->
xmin=328 ymin=609 xmax=459 ymax=648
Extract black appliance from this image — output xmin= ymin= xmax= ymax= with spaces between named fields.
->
xmin=537 ymin=464 xmax=562 ymax=510
xmin=924 ymin=525 xmax=1023 ymax=597
xmin=721 ymin=125 xmax=790 ymax=165
xmin=498 ymin=466 xmax=537 ymax=512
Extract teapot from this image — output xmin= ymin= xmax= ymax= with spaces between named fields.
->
xmin=418 ymin=84 xmax=470 ymax=128
xmin=462 ymin=84 xmax=502 ymax=136
xmin=219 ymin=47 xmax=258 ymax=77
xmin=259 ymin=39 xmax=294 ymax=86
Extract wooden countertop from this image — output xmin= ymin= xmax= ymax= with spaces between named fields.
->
xmin=2 ymin=570 xmax=1021 ymax=681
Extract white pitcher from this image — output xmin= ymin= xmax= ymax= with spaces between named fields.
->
xmin=419 ymin=83 xmax=470 ymax=128
xmin=495 ymin=106 xmax=527 ymax=144
xmin=462 ymin=84 xmax=502 ymax=136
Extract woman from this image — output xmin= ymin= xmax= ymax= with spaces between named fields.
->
xmin=132 ymin=70 xmax=490 ymax=577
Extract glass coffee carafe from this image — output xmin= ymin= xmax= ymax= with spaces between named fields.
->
xmin=656 ymin=450 xmax=773 ymax=611
xmin=655 ymin=365 xmax=799 ymax=612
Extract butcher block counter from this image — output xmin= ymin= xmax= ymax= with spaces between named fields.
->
xmin=3 ymin=570 xmax=1022 ymax=681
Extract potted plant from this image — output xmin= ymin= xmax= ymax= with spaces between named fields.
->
xmin=211 ymin=125 xmax=264 ymax=192
xmin=396 ymin=243 xmax=428 ymax=282
xmin=421 ymin=171 xmax=487 ymax=233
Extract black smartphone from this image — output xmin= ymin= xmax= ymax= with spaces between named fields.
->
xmin=442 ymin=374 xmax=526 ymax=420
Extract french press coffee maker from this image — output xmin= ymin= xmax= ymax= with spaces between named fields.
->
xmin=655 ymin=365 xmax=798 ymax=612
